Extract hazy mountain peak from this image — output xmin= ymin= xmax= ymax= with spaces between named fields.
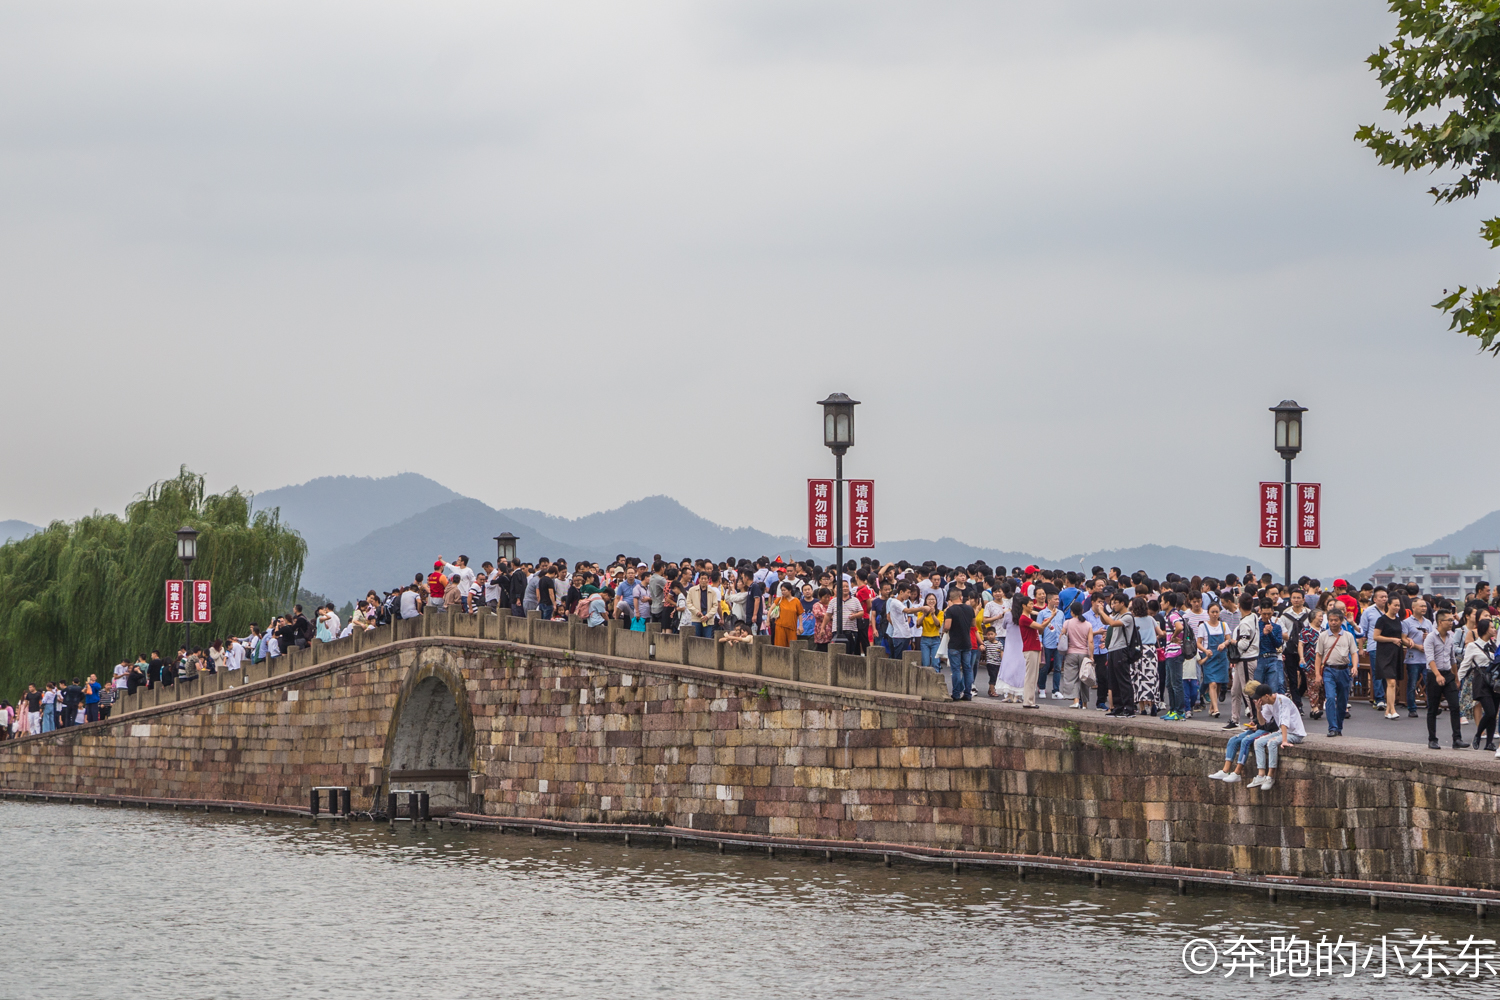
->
xmin=252 ymin=473 xmax=462 ymax=554
xmin=498 ymin=494 xmax=793 ymax=556
xmin=1347 ymin=509 xmax=1500 ymax=584
xmin=0 ymin=519 xmax=41 ymax=545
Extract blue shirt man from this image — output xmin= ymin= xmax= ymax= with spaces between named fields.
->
xmin=1254 ymin=605 xmax=1286 ymax=693
xmin=615 ymin=571 xmax=645 ymax=622
xmin=1083 ymin=600 xmax=1108 ymax=707
xmin=1041 ymin=605 xmax=1063 ymax=649
xmin=1083 ymin=604 xmax=1106 ymax=655
xmin=1359 ymin=598 xmax=1384 ymax=656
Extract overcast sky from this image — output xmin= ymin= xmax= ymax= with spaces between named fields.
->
xmin=2 ymin=1 xmax=1497 ymax=575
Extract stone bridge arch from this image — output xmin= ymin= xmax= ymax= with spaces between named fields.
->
xmin=382 ymin=654 xmax=477 ymax=814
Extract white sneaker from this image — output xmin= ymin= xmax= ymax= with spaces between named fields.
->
xmin=1259 ymin=776 xmax=1275 ymax=791
xmin=1221 ymin=772 xmax=1241 ymax=784
xmin=1052 ymin=691 xmax=1066 ymax=700
xmin=1246 ymin=776 xmax=1266 ymax=789
xmin=1208 ymin=770 xmax=1227 ymax=780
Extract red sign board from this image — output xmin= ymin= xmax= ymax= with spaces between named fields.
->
xmin=1258 ymin=482 xmax=1283 ymax=548
xmin=807 ymin=479 xmax=834 ymax=548
xmin=1295 ymin=482 xmax=1320 ymax=549
xmin=165 ymin=580 xmax=184 ymax=623
xmin=848 ymin=480 xmax=874 ymax=548
xmin=192 ymin=580 xmax=212 ymax=623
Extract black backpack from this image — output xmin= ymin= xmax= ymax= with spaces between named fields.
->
xmin=1124 ymin=616 xmax=1143 ymax=663
xmin=1281 ymin=611 xmax=1309 ymax=661
xmin=1225 ymin=617 xmax=1252 ymax=663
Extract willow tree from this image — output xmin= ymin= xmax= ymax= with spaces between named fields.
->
xmin=0 ymin=467 xmax=305 ymax=695
xmin=1359 ymin=1 xmax=1500 ymax=354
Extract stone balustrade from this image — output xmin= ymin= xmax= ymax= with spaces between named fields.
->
xmin=107 ymin=608 xmax=949 ymax=719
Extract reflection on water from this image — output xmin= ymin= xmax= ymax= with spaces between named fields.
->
xmin=1 ymin=802 xmax=1490 ymax=999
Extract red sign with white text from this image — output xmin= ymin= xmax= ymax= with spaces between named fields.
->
xmin=1259 ymin=482 xmax=1283 ymax=548
xmin=193 ymin=580 xmax=212 ymax=623
xmin=165 ymin=580 xmax=184 ymax=623
xmin=848 ymin=480 xmax=874 ymax=548
xmin=1295 ymin=482 xmax=1320 ymax=549
xmin=807 ymin=479 xmax=834 ymax=547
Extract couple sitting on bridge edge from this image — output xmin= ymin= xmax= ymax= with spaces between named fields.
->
xmin=1208 ymin=680 xmax=1304 ymax=791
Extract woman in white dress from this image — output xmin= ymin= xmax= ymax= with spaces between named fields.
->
xmin=997 ymin=596 xmax=1026 ymax=701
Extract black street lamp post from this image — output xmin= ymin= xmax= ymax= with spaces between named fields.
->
xmin=176 ymin=526 xmax=199 ymax=653
xmin=818 ymin=393 xmax=859 ymax=641
xmin=1269 ymin=400 xmax=1306 ymax=587
xmin=494 ymin=532 xmax=518 ymax=567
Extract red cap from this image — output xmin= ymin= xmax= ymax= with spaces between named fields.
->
xmin=1333 ymin=578 xmax=1348 ymax=588
xmin=1024 ymin=565 xmax=1039 ymax=574
xmin=434 ymin=560 xmax=444 ymax=570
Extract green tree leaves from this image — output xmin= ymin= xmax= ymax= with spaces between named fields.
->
xmin=1359 ymin=0 xmax=1500 ymax=354
xmin=0 ymin=467 xmax=305 ymax=694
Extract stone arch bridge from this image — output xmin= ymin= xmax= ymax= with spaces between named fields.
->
xmin=2 ymin=611 xmax=1498 ymax=894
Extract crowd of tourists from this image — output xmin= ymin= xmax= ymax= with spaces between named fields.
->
xmin=364 ymin=554 xmax=1498 ymax=763
xmin=1 ymin=674 xmax=117 ymax=736
xmin=8 ymin=554 xmax=1498 ymax=770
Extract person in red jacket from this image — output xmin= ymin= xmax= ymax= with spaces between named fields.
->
xmin=427 ymin=561 xmax=449 ymax=610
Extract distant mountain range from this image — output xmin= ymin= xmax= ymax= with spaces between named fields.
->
xmin=499 ymin=496 xmax=811 ymax=564
xmin=0 ymin=519 xmax=40 ymax=545
xmin=1346 ymin=509 xmax=1500 ymax=584
xmin=864 ymin=538 xmax=1276 ymax=581
xmin=252 ymin=473 xmax=461 ymax=553
xmin=245 ymin=474 xmax=1283 ymax=603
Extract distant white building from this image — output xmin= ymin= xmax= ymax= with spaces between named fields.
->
xmin=1371 ymin=550 xmax=1498 ymax=601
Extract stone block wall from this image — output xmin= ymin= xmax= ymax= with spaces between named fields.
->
xmin=3 ymin=635 xmax=1498 ymax=890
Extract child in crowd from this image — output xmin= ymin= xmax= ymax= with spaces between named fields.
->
xmin=1181 ymin=649 xmax=1200 ymax=720
xmin=717 ymin=625 xmax=754 ymax=645
xmin=982 ymin=626 xmax=1003 ymax=699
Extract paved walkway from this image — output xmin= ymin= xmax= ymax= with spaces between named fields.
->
xmin=966 ymin=686 xmax=1499 ymax=759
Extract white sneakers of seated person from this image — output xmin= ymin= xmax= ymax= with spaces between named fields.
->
xmin=1210 ymin=771 xmax=1271 ymax=788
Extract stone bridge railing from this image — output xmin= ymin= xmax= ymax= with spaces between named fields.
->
xmin=109 ymin=610 xmax=950 ymax=718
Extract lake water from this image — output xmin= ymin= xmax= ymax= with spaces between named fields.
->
xmin=2 ymin=801 xmax=1492 ymax=999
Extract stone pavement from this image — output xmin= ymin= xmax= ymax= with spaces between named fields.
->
xmin=966 ymin=686 xmax=1499 ymax=757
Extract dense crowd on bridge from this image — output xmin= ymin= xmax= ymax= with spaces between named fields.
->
xmin=6 ymin=554 xmax=1499 ymax=772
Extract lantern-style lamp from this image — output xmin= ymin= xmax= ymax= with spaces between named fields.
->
xmin=1270 ymin=400 xmax=1306 ymax=460
xmin=818 ymin=392 xmax=860 ymax=456
xmin=175 ymin=526 xmax=199 ymax=568
xmin=494 ymin=532 xmax=519 ymax=565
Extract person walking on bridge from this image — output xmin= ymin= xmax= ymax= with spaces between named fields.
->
xmin=686 ymin=571 xmax=722 ymax=638
xmin=771 ymin=583 xmax=802 ymax=648
xmin=1423 ymin=609 xmax=1467 ymax=751
xmin=942 ymin=588 xmax=976 ymax=701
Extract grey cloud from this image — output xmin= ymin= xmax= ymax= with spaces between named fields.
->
xmin=0 ymin=0 xmax=1495 ymax=582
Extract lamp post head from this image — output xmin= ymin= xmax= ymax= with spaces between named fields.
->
xmin=1270 ymin=399 xmax=1306 ymax=460
xmin=494 ymin=532 xmax=519 ymax=565
xmin=175 ymin=526 xmax=199 ymax=567
xmin=817 ymin=392 xmax=860 ymax=455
